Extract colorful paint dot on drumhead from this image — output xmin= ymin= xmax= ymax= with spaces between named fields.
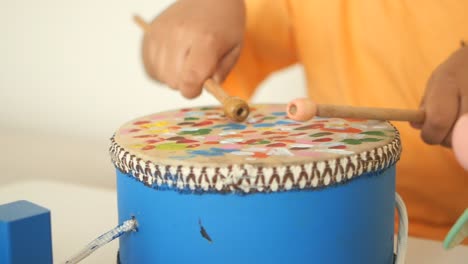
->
xmin=252 ymin=140 xmax=271 ymax=145
xmin=179 ymin=129 xmax=212 ymax=136
xmin=274 ymin=139 xmax=295 ymax=143
xmin=190 ymin=148 xmax=236 ymax=157
xmin=213 ymin=124 xmax=247 ymax=130
xmin=312 ymin=137 xmax=333 ymax=142
xmin=266 ymin=143 xmax=287 ymax=147
xmin=193 ymin=121 xmax=214 ymax=127
xmin=146 ymin=139 xmax=162 ymax=144
xmin=120 ymin=128 xmax=141 ymax=134
xmin=130 ymin=144 xmax=145 ymax=149
xmin=360 ymin=131 xmax=386 ymax=136
xmin=133 ymin=134 xmax=153 ymax=138
xmin=133 ymin=120 xmax=150 ymax=125
xmin=142 ymin=145 xmax=155 ymax=151
xmin=253 ymin=152 xmax=269 ymax=158
xmin=290 ymin=132 xmax=307 ymax=136
xmin=257 ymin=127 xmax=274 ymax=131
xmin=276 ymin=120 xmax=299 ymax=125
xmin=139 ymin=121 xmax=168 ymax=128
xmin=272 ymin=112 xmax=287 ymax=116
xmin=189 ymin=150 xmax=222 ymax=157
xmin=290 ymin=144 xmax=314 ymax=149
xmin=176 ymin=139 xmax=198 ymax=144
xmin=294 ymin=124 xmax=324 ymax=130
xmin=155 ymin=143 xmax=188 ymax=150
xmin=165 ymin=136 xmax=182 ymax=141
xmin=360 ymin=138 xmax=383 ymax=142
xmin=253 ymin=123 xmax=275 ymax=128
xmin=329 ymin=145 xmax=347 ymax=149
xmin=309 ymin=132 xmax=333 ymax=137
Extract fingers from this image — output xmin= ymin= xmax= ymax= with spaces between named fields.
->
xmin=178 ymin=46 xmax=215 ymax=98
xmin=420 ymin=69 xmax=459 ymax=147
xmin=142 ymin=26 xmax=234 ymax=99
xmin=142 ymin=30 xmax=161 ymax=82
xmin=139 ymin=0 xmax=246 ymax=99
xmin=178 ymin=34 xmax=227 ymax=98
xmin=142 ymin=24 xmax=186 ymax=90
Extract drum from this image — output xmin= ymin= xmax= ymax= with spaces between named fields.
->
xmin=109 ymin=104 xmax=402 ymax=264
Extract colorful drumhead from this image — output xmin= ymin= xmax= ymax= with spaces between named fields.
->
xmin=110 ymin=104 xmax=401 ymax=193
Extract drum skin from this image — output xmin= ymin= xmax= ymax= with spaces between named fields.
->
xmin=117 ymin=166 xmax=396 ymax=264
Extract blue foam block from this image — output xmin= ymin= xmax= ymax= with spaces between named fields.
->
xmin=0 ymin=200 xmax=53 ymax=264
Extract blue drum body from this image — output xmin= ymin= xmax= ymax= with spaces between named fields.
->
xmin=116 ymin=166 xmax=396 ymax=264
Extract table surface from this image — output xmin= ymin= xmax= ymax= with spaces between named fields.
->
xmin=0 ymin=181 xmax=467 ymax=264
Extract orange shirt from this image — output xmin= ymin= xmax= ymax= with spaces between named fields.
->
xmin=224 ymin=0 xmax=468 ymax=242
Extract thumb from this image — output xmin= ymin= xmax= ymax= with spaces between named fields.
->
xmin=410 ymin=74 xmax=434 ymax=130
xmin=212 ymin=44 xmax=242 ymax=84
xmin=178 ymin=41 xmax=219 ymax=99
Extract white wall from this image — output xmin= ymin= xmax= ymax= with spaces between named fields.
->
xmin=0 ymin=0 xmax=305 ymax=187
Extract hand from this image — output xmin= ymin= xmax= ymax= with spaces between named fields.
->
xmin=453 ymin=114 xmax=468 ymax=171
xmin=412 ymin=45 xmax=468 ymax=147
xmin=142 ymin=0 xmax=245 ymax=98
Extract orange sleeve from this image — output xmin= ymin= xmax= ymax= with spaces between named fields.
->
xmin=223 ymin=0 xmax=297 ymax=100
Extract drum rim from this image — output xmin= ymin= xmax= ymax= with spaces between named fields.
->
xmin=109 ymin=124 xmax=401 ymax=194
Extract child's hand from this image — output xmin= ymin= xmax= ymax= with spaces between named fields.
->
xmin=142 ymin=0 xmax=245 ymax=99
xmin=453 ymin=114 xmax=468 ymax=171
xmin=412 ymin=46 xmax=468 ymax=147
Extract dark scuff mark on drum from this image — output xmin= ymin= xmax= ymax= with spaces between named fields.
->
xmin=199 ymin=219 xmax=213 ymax=243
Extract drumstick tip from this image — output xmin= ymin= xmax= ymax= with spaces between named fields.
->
xmin=204 ymin=79 xmax=250 ymax=122
xmin=223 ymin=96 xmax=250 ymax=122
xmin=287 ymin=98 xmax=317 ymax=121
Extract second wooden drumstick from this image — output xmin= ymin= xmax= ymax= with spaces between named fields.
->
xmin=287 ymin=98 xmax=425 ymax=123
xmin=133 ymin=15 xmax=250 ymax=122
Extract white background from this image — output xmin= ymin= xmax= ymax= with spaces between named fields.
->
xmin=0 ymin=0 xmax=305 ymax=188
xmin=0 ymin=0 xmax=305 ymax=146
xmin=0 ymin=1 xmax=467 ymax=263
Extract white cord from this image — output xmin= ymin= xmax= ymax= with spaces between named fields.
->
xmin=63 ymin=218 xmax=137 ymax=264
xmin=395 ymin=193 xmax=408 ymax=264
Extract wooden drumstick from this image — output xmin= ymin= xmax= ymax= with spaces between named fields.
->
xmin=133 ymin=15 xmax=250 ymax=122
xmin=287 ymin=98 xmax=425 ymax=123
